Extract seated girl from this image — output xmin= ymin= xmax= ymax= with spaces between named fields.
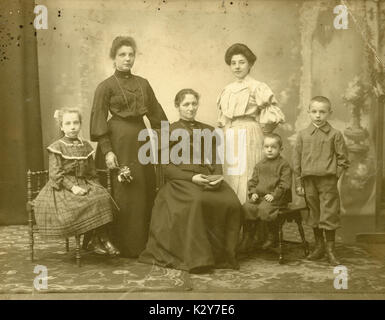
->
xmin=139 ymin=89 xmax=242 ymax=273
xmin=33 ymin=108 xmax=119 ymax=256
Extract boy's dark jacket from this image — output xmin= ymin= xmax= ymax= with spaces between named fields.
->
xmin=247 ymin=155 xmax=292 ymax=205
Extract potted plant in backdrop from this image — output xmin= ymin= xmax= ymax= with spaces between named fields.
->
xmin=340 ymin=76 xmax=376 ymax=214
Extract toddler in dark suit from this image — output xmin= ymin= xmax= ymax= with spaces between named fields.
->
xmin=240 ymin=133 xmax=292 ymax=253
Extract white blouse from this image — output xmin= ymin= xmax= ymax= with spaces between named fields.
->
xmin=217 ymin=75 xmax=285 ymax=127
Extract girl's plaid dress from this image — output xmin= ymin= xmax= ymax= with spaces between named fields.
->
xmin=33 ymin=137 xmax=114 ymax=238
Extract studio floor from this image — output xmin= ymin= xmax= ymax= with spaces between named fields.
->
xmin=0 ymin=224 xmax=384 ymax=300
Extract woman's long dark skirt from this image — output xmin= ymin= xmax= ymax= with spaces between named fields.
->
xmin=139 ymin=180 xmax=242 ymax=271
xmin=95 ymin=116 xmax=156 ymax=258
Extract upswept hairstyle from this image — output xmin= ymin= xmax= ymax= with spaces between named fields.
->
xmin=109 ymin=36 xmax=137 ymax=59
xmin=224 ymin=43 xmax=257 ymax=66
xmin=174 ymin=88 xmax=200 ymax=107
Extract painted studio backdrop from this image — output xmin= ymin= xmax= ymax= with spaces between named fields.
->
xmin=1 ymin=0 xmax=384 ymax=237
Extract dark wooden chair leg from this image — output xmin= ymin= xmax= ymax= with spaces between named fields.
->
xmin=278 ymin=217 xmax=284 ymax=264
xmin=295 ymin=216 xmax=309 ymax=257
xmin=65 ymin=238 xmax=69 ymax=252
xmin=75 ymin=235 xmax=81 ymax=267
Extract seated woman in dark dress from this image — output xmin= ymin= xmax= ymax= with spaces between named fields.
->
xmin=139 ymin=89 xmax=242 ymax=273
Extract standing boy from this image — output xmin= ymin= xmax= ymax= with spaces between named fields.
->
xmin=293 ymin=96 xmax=349 ymax=265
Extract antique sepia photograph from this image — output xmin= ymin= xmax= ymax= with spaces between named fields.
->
xmin=0 ymin=0 xmax=384 ymax=303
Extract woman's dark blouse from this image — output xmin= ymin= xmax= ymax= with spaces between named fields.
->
xmin=90 ymin=69 xmax=167 ymax=154
xmin=164 ymin=119 xmax=223 ymax=181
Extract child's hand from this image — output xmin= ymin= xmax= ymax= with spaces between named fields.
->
xmin=264 ymin=194 xmax=274 ymax=202
xmin=71 ymin=185 xmax=87 ymax=196
xmin=296 ymin=187 xmax=305 ymax=196
xmin=250 ymin=193 xmax=259 ymax=202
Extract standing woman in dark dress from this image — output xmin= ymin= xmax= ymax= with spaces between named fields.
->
xmin=90 ymin=36 xmax=168 ymax=257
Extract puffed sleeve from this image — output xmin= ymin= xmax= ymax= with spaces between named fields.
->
xmin=254 ymin=82 xmax=278 ymax=109
xmin=145 ymin=79 xmax=168 ymax=130
xmin=217 ymin=90 xmax=229 ymax=128
xmin=255 ymin=82 xmax=285 ymax=131
xmin=48 ymin=152 xmax=75 ymax=191
xmin=90 ymin=81 xmax=113 ymax=155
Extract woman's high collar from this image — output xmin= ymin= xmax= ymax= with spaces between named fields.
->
xmin=179 ymin=118 xmax=199 ymax=127
xmin=114 ymin=69 xmax=133 ymax=79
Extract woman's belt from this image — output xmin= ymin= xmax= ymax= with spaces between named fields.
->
xmin=231 ymin=115 xmax=255 ymax=121
xmin=110 ymin=114 xmax=144 ymax=123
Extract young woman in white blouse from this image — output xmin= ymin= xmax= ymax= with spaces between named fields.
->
xmin=217 ymin=43 xmax=285 ymax=252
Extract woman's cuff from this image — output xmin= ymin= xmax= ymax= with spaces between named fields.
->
xmin=98 ymin=136 xmax=113 ymax=155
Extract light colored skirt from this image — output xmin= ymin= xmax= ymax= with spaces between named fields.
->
xmin=223 ymin=118 xmax=264 ymax=205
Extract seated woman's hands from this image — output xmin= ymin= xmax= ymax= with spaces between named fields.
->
xmin=191 ymin=174 xmax=224 ymax=191
xmin=105 ymin=151 xmax=119 ymax=169
xmin=192 ymin=174 xmax=210 ymax=186
xmin=205 ymin=175 xmax=224 ymax=190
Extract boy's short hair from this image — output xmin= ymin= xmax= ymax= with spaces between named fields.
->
xmin=309 ymin=96 xmax=332 ymax=110
xmin=263 ymin=133 xmax=283 ymax=148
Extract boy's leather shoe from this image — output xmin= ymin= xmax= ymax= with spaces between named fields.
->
xmin=325 ymin=241 xmax=340 ymax=266
xmin=307 ymin=243 xmax=325 ymax=260
xmin=261 ymin=233 xmax=277 ymax=250
xmin=261 ymin=239 xmax=277 ymax=250
xmin=261 ymin=221 xmax=278 ymax=250
xmin=307 ymin=228 xmax=325 ymax=260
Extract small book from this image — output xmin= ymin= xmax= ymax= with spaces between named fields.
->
xmin=207 ymin=176 xmax=224 ymax=186
xmin=205 ymin=175 xmax=223 ymax=182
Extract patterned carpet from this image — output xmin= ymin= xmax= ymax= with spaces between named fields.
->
xmin=1 ymin=225 xmax=385 ymax=295
xmin=0 ymin=226 xmax=191 ymax=294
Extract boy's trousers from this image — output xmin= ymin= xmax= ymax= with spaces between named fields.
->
xmin=303 ymin=175 xmax=341 ymax=230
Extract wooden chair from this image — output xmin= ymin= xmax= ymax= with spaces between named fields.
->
xmin=26 ymin=169 xmax=112 ymax=267
xmin=276 ymin=204 xmax=310 ymax=264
